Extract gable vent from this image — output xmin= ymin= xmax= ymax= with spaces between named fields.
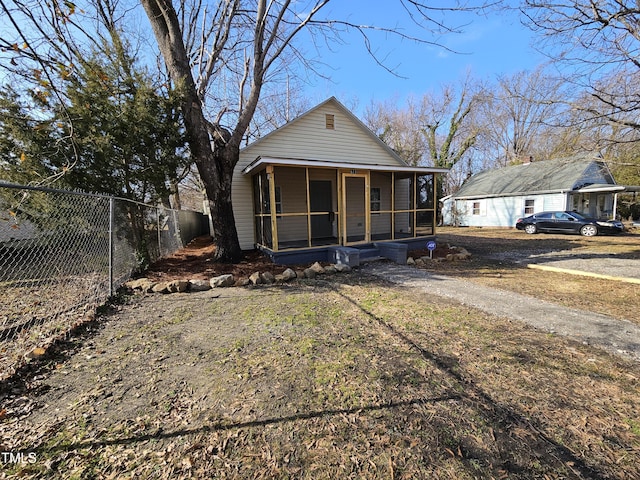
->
xmin=325 ymin=114 xmax=335 ymax=129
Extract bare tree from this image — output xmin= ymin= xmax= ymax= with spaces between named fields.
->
xmin=365 ymin=76 xmax=482 ymax=196
xmin=364 ymin=95 xmax=429 ymax=166
xmin=365 ymin=77 xmax=481 ymax=165
xmin=422 ymin=77 xmax=480 ymax=171
xmin=475 ymin=67 xmax=565 ymax=166
xmin=522 ymin=0 xmax=640 ymax=137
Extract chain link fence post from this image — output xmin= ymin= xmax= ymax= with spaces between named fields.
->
xmin=108 ymin=196 xmax=115 ymax=297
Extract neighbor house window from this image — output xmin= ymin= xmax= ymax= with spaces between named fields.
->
xmin=524 ymin=199 xmax=535 ymax=215
xmin=371 ymin=187 xmax=381 ymax=211
xmin=472 ymin=201 xmax=481 ymax=215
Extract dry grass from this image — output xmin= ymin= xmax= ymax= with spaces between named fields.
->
xmin=415 ymin=227 xmax=640 ymax=324
xmin=1 ymin=267 xmax=639 ymax=479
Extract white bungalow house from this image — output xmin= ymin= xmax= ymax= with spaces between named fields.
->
xmin=231 ymin=97 xmax=448 ymax=265
xmin=441 ymin=156 xmax=631 ymax=228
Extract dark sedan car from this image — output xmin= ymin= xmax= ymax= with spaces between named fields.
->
xmin=515 ymin=211 xmax=624 ymax=236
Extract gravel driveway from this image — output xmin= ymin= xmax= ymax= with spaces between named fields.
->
xmin=362 ymin=262 xmax=640 ymax=363
xmin=491 ymin=249 xmax=640 ymax=282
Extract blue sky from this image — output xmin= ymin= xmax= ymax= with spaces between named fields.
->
xmin=300 ymin=2 xmax=547 ymax=111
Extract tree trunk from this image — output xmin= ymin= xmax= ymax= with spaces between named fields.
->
xmin=141 ymin=0 xmax=244 ymax=263
xmin=197 ymin=141 xmax=243 ymax=263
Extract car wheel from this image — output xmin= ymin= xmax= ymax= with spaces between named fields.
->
xmin=580 ymin=224 xmax=598 ymax=237
xmin=524 ymin=224 xmax=537 ymax=234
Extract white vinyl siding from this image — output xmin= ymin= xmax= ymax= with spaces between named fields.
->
xmin=238 ymin=104 xmax=404 ymax=169
xmin=543 ymin=195 xmax=566 ymax=212
xmin=442 ymin=193 xmax=567 ymax=228
xmin=232 ymin=174 xmax=257 ymax=250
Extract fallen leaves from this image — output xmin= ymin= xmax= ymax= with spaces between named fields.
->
xmin=1 ymin=277 xmax=639 ymax=479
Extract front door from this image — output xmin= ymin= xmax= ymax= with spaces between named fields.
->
xmin=309 ymin=180 xmax=333 ymax=241
xmin=342 ymin=173 xmax=369 ymax=244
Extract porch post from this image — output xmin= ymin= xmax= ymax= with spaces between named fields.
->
xmin=337 ymin=169 xmax=342 ymax=244
xmin=433 ymin=173 xmax=437 ymax=232
xmin=267 ymin=165 xmax=279 ymax=251
xmin=413 ymin=172 xmax=417 ymax=238
xmin=338 ymin=170 xmax=343 ymax=244
xmin=391 ymin=172 xmax=395 ymax=240
xmin=613 ymin=192 xmax=618 ymax=220
xmin=305 ymin=168 xmax=312 ymax=247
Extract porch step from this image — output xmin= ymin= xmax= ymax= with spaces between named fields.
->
xmin=328 ymin=242 xmax=409 ymax=268
xmin=360 ymin=255 xmax=385 ymax=263
xmin=358 ymin=248 xmax=381 ymax=260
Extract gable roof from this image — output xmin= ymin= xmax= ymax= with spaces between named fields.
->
xmin=451 ymin=155 xmax=616 ymax=199
xmin=239 ymin=96 xmax=409 ymax=167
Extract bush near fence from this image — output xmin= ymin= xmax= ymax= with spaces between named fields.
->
xmin=0 ymin=182 xmax=209 ymax=380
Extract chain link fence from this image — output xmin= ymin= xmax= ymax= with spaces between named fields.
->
xmin=0 ymin=182 xmax=209 ymax=380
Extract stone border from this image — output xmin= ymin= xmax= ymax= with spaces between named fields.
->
xmin=124 ymin=262 xmax=353 ymax=294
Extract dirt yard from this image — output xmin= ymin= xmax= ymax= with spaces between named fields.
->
xmin=1 ymin=228 xmax=639 ymax=479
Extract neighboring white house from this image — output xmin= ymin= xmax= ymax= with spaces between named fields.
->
xmin=441 ymin=156 xmax=628 ymax=228
xmin=231 ymin=97 xmax=448 ymax=264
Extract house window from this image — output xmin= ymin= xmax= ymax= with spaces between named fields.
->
xmin=524 ymin=199 xmax=535 ymax=215
xmin=371 ymin=187 xmax=381 ymax=211
xmin=325 ymin=114 xmax=335 ymax=129
xmin=275 ymin=186 xmax=282 ymax=214
xmin=472 ymin=201 xmax=481 ymax=215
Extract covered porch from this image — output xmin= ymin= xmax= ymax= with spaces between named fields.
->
xmin=243 ymin=157 xmax=448 ymax=264
xmin=570 ymin=184 xmax=640 ymax=220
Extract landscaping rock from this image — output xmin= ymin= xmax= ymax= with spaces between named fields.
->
xmin=415 ymin=258 xmax=425 ymax=267
xmin=249 ymin=272 xmax=263 ymax=285
xmin=282 ymin=268 xmax=297 ymax=281
xmin=152 ymin=282 xmax=169 ymax=294
xmin=446 ymin=248 xmax=471 ymax=261
xmin=189 ymin=279 xmax=211 ymax=292
xmin=275 ymin=268 xmax=297 ymax=283
xmin=167 ymin=280 xmax=189 ymax=293
xmin=406 ymin=257 xmax=415 ymax=265
xmin=324 ymin=265 xmax=337 ymax=274
xmin=125 ymin=278 xmax=156 ymax=292
xmin=310 ymin=262 xmax=325 ymax=274
xmin=235 ymin=277 xmax=251 ymax=287
xmin=260 ymin=271 xmax=275 ymax=284
xmin=334 ymin=263 xmax=351 ymax=273
xmin=210 ymin=274 xmax=235 ymax=288
xmin=303 ymin=268 xmax=317 ymax=279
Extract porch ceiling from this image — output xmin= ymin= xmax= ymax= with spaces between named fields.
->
xmin=242 ymin=156 xmax=450 ymax=176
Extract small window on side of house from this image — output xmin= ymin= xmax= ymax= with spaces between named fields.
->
xmin=325 ymin=114 xmax=335 ymax=129
xmin=371 ymin=187 xmax=381 ymax=212
xmin=472 ymin=201 xmax=481 ymax=215
xmin=275 ymin=186 xmax=282 ymax=214
xmin=524 ymin=199 xmax=535 ymax=215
